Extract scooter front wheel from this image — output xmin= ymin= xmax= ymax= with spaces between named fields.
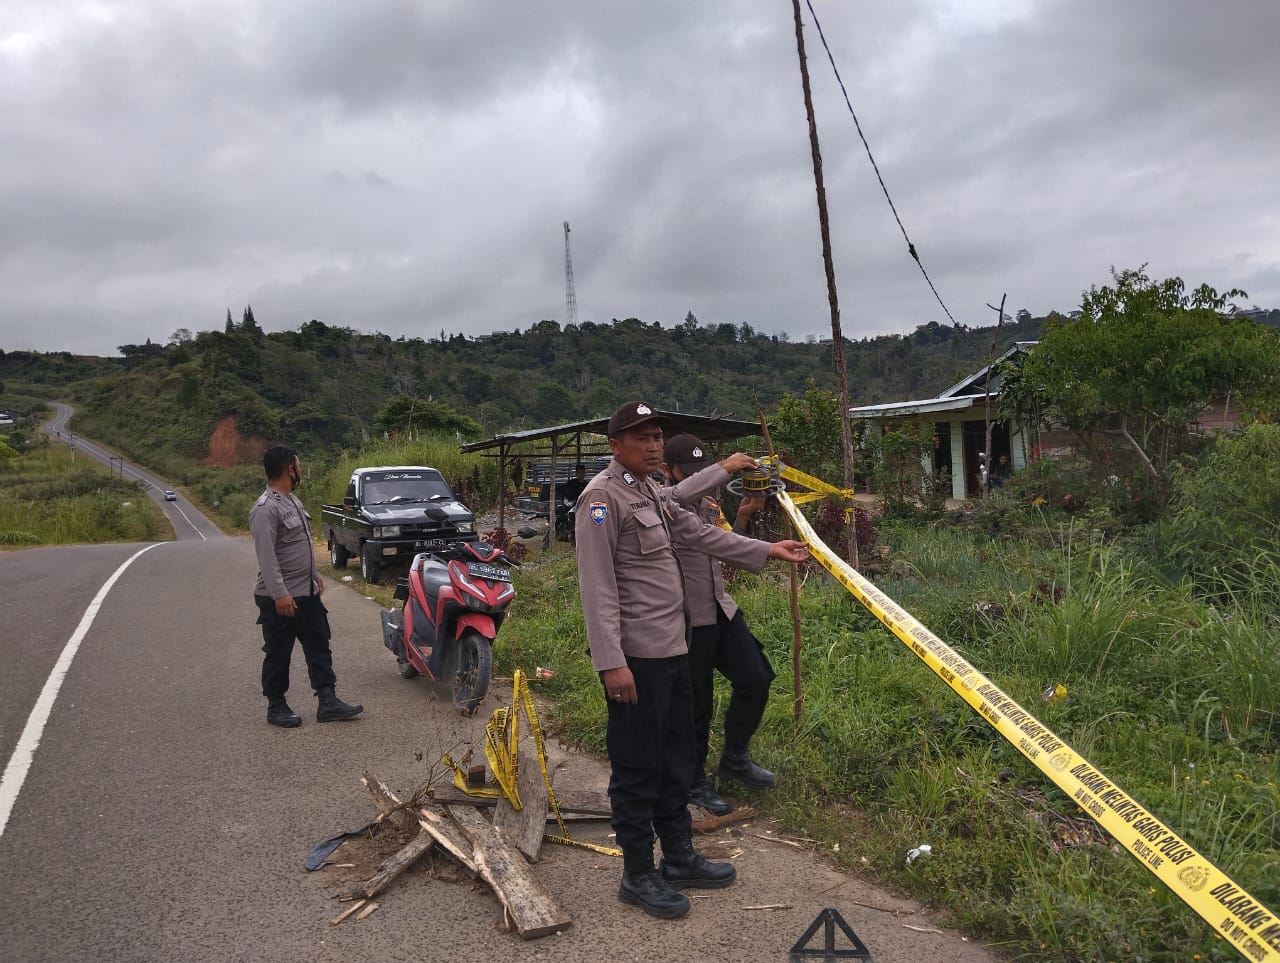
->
xmin=396 ymin=658 xmax=419 ymax=679
xmin=445 ymin=631 xmax=492 ymax=715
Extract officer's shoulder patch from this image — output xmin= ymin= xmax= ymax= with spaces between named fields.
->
xmin=588 ymin=500 xmax=608 ymax=525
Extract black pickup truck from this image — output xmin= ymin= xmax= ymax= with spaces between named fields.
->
xmin=322 ymin=466 xmax=478 ymax=583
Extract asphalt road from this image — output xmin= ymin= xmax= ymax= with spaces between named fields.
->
xmin=0 ymin=422 xmax=1001 ymax=962
xmin=43 ymin=403 xmax=222 ymax=541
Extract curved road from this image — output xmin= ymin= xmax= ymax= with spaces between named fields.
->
xmin=44 ymin=402 xmax=223 ymax=542
xmin=0 ymin=418 xmax=999 ymax=963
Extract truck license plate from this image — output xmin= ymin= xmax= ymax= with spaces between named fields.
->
xmin=416 ymin=538 xmax=447 ymax=550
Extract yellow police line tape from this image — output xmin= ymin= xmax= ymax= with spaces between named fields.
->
xmin=775 ymin=462 xmax=855 ymax=508
xmin=443 ymin=669 xmax=622 ymax=858
xmin=776 ymin=489 xmax=1280 ymax=963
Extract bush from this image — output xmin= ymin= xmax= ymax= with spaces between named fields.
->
xmin=1165 ymin=422 xmax=1280 ymax=599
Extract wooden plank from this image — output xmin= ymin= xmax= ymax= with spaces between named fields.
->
xmin=430 ymin=784 xmax=612 ymax=817
xmin=493 ymin=738 xmax=549 ymax=862
xmin=362 ymin=770 xmax=476 ymax=876
xmin=416 ymin=806 xmax=478 ymax=875
xmin=345 ymin=831 xmax=435 ymax=900
xmin=446 ymin=804 xmax=572 ymax=939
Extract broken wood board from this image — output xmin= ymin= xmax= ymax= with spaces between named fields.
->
xmin=344 ymin=830 xmax=435 ymax=901
xmin=692 ymin=806 xmax=757 ymax=834
xmin=446 ymin=804 xmax=572 ymax=939
xmin=416 ymin=806 xmax=478 ymax=875
xmin=362 ymin=770 xmax=476 ymax=876
xmin=431 ymin=784 xmax=612 ymax=817
xmin=360 ymin=772 xmax=417 ymax=832
xmin=493 ymin=737 xmax=549 ymax=862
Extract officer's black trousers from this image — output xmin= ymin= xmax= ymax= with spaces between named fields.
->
xmin=603 ymin=655 xmax=696 ymax=870
xmin=689 ymin=609 xmax=775 ymax=774
xmin=255 ymin=594 xmax=337 ymax=699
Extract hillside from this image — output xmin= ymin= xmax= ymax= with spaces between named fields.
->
xmin=1 ymin=312 xmax=1054 ymax=465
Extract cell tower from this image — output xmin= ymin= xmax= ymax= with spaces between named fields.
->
xmin=563 ymin=220 xmax=578 ymax=326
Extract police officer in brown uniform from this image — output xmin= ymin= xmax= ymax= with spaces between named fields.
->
xmin=665 ymin=433 xmax=777 ymax=816
xmin=250 ymin=445 xmax=363 ymax=728
xmin=575 ymin=403 xmax=808 ymax=919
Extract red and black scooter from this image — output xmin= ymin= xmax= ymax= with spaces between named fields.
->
xmin=380 ymin=541 xmax=519 ymax=714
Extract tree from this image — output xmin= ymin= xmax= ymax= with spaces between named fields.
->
xmin=772 ymin=380 xmax=843 ymax=479
xmin=1020 ymin=267 xmax=1278 ymax=497
xmin=225 ymin=309 xmax=234 ymax=334
xmin=241 ymin=305 xmax=260 ymax=334
xmin=373 ymin=395 xmax=482 ymax=439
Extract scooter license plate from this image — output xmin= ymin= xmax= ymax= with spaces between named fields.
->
xmin=466 ymin=561 xmax=513 ymax=582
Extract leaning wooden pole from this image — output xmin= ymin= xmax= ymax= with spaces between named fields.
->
xmin=758 ymin=401 xmax=805 ymax=724
xmin=790 ymin=0 xmax=858 ymax=569
xmin=789 ymin=561 xmax=804 ymax=724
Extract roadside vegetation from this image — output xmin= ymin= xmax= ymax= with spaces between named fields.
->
xmin=0 ymin=433 xmax=169 ymax=545
xmin=494 ymin=485 xmax=1279 ymax=962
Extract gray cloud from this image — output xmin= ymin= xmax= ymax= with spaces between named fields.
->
xmin=1 ymin=0 xmax=1277 ymax=357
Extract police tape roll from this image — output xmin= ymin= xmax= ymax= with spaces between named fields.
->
xmin=776 ymin=489 xmax=1280 ymax=963
xmin=726 ymin=473 xmax=787 ymax=496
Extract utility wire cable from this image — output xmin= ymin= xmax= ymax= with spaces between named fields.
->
xmin=804 ymin=0 xmax=968 ymax=340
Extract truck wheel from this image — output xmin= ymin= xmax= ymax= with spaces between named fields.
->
xmin=361 ymin=545 xmax=381 ymax=584
xmin=447 ymin=631 xmax=492 ymax=715
xmin=329 ymin=537 xmax=349 ymax=570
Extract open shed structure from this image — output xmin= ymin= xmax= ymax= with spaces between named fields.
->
xmin=847 ymin=343 xmax=1036 ymax=500
xmin=460 ymin=409 xmax=765 ymax=533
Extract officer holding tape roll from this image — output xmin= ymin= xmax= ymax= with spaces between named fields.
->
xmin=575 ymin=401 xmax=808 ymax=920
xmin=664 ymin=433 xmax=778 ymax=816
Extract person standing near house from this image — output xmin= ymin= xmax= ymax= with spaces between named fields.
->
xmin=663 ymin=433 xmax=777 ymax=817
xmin=250 ymin=445 xmax=363 ymax=728
xmin=575 ymin=402 xmax=808 ymax=919
xmin=991 ymin=453 xmax=1012 ymax=488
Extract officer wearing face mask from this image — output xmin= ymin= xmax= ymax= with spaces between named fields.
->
xmin=250 ymin=445 xmax=362 ymax=728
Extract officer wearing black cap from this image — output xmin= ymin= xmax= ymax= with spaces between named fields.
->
xmin=575 ymin=402 xmax=808 ymax=919
xmin=664 ymin=433 xmax=777 ymax=816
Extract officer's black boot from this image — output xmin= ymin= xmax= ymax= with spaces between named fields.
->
xmin=689 ymin=773 xmax=732 ymax=816
xmin=659 ymin=836 xmax=736 ymax=890
xmin=266 ymin=697 xmax=302 ymax=728
xmin=316 ymin=686 xmax=363 ymax=722
xmin=716 ymin=744 xmax=776 ymax=790
xmin=619 ymin=852 xmax=690 ymax=919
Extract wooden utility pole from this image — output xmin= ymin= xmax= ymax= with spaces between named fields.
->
xmin=982 ymin=294 xmax=1007 ymax=493
xmin=790 ymin=0 xmax=858 ymax=569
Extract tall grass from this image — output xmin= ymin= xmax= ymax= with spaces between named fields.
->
xmin=497 ymin=516 xmax=1280 ymax=961
xmin=0 ymin=443 xmax=168 ymax=544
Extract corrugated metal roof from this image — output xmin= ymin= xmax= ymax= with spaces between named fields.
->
xmin=459 ymin=409 xmax=765 ymax=453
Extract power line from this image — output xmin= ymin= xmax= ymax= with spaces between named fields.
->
xmin=804 ymin=0 xmax=968 ymax=341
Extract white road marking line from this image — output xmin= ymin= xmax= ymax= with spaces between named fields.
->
xmin=0 ymin=542 xmax=163 ymax=840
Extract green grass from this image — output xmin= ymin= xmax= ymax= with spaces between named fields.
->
xmin=0 ymin=440 xmax=169 ymax=545
xmin=492 ymin=515 xmax=1280 ymax=962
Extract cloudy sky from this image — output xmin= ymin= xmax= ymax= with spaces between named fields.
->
xmin=2 ymin=1 xmax=1277 ymax=357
